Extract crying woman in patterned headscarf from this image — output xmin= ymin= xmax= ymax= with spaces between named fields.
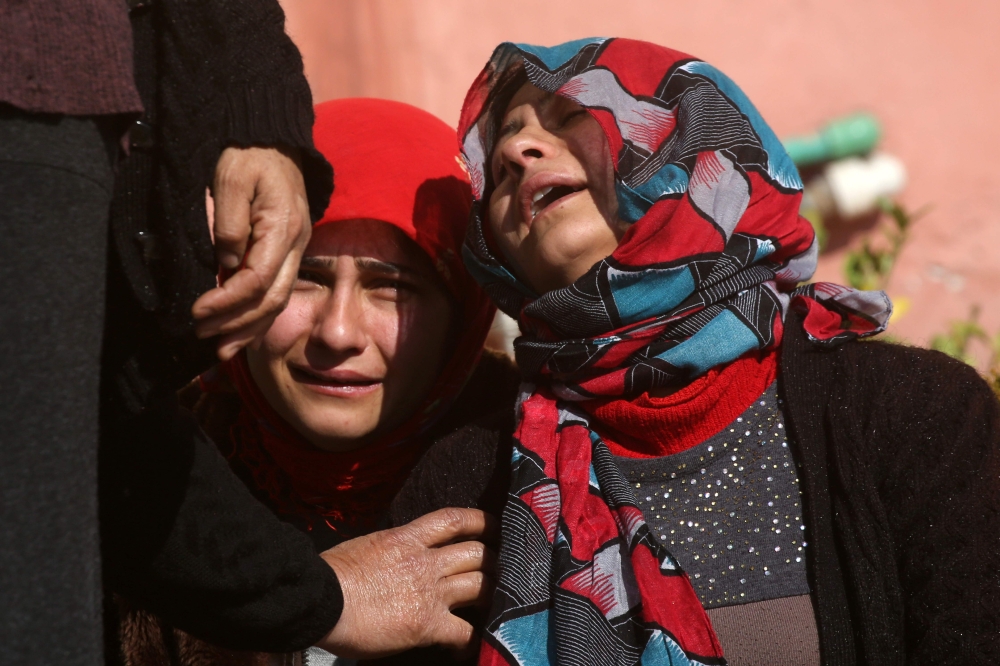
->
xmin=389 ymin=37 xmax=1000 ymax=666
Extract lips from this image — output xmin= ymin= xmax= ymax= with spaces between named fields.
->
xmin=289 ymin=365 xmax=382 ymax=398
xmin=531 ymin=185 xmax=582 ymax=219
xmin=519 ymin=173 xmax=586 ymax=227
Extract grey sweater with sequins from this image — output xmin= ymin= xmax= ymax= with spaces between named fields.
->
xmin=613 ymin=382 xmax=821 ymax=665
xmin=615 ymin=382 xmax=807 ymax=609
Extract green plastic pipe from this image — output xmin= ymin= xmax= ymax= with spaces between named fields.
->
xmin=782 ymin=112 xmax=882 ymax=167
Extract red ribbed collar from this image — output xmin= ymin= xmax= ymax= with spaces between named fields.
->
xmin=582 ymin=350 xmax=779 ymax=458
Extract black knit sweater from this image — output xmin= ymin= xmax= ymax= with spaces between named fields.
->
xmin=390 ymin=312 xmax=1000 ymax=665
xmin=103 ymin=0 xmax=334 ymax=413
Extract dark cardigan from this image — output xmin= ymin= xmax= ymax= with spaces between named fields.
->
xmin=390 ymin=312 xmax=1000 ymax=665
xmin=0 ymin=0 xmax=142 ymax=115
xmin=102 ymin=0 xmax=334 ymax=416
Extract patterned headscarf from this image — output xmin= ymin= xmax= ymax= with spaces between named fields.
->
xmin=457 ymin=38 xmax=891 ymax=664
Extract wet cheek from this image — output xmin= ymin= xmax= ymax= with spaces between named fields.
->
xmin=365 ymin=307 xmax=401 ymax=367
xmin=260 ymin=298 xmax=314 ymax=356
xmin=385 ymin=303 xmax=446 ymax=381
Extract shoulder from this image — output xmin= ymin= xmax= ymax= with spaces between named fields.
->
xmin=783 ymin=321 xmax=1000 ymax=507
xmin=781 ymin=313 xmax=999 ymax=477
xmin=781 ymin=310 xmax=994 ymax=418
xmin=391 ymin=408 xmax=515 ymax=527
xmin=825 ymin=337 xmax=993 ymax=416
xmin=429 ymin=349 xmax=521 ymax=438
xmin=847 ymin=340 xmax=999 ymax=467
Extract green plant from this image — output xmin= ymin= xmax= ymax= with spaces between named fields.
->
xmin=843 ymin=199 xmax=929 ymax=291
xmin=930 ymin=305 xmax=1000 ymax=379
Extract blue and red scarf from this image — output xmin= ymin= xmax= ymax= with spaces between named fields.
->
xmin=458 ymin=38 xmax=891 ymax=665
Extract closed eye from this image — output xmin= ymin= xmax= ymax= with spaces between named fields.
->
xmin=369 ymin=278 xmax=419 ymax=302
xmin=558 ymin=109 xmax=588 ymax=128
xmin=295 ymin=268 xmax=326 ymax=286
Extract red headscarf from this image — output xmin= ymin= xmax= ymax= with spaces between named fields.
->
xmin=213 ymin=99 xmax=494 ymax=536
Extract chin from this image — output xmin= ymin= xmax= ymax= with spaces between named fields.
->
xmin=536 ymin=234 xmax=614 ymax=288
xmin=542 ymin=208 xmax=617 ymax=254
xmin=303 ymin=421 xmax=378 ymax=452
xmin=290 ymin=402 xmax=381 ymax=452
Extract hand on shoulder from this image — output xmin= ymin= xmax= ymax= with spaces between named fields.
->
xmin=316 ymin=508 xmax=497 ymax=660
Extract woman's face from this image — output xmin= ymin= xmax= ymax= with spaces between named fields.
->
xmin=488 ymin=83 xmax=626 ymax=294
xmin=246 ymin=220 xmax=454 ymax=452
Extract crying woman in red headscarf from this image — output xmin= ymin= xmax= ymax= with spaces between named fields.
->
xmin=200 ymin=98 xmax=517 ymax=548
xmin=115 ymin=98 xmax=520 ymax=666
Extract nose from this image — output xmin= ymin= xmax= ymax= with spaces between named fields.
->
xmin=497 ymin=125 xmax=558 ymax=182
xmin=313 ymin=282 xmax=367 ymax=356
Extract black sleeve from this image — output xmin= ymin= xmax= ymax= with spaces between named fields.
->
xmin=374 ymin=413 xmax=513 ymax=666
xmin=100 ymin=397 xmax=343 ymax=652
xmin=859 ymin=344 xmax=1000 ymax=662
xmin=389 ymin=410 xmax=514 ymax=528
xmin=215 ymin=0 xmax=332 ymax=222
xmin=157 ymin=0 xmax=333 ymax=223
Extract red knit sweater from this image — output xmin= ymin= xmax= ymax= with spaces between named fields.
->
xmin=582 ymin=349 xmax=779 ymax=458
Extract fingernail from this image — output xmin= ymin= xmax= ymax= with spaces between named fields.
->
xmin=219 ymin=252 xmax=241 ymax=269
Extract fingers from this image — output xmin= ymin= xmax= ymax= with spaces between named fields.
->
xmin=434 ymin=541 xmax=496 ymax=577
xmin=407 ymin=508 xmax=492 ymax=548
xmin=439 ymin=571 xmax=493 ymax=611
xmin=194 ymin=146 xmax=311 ymax=360
xmin=213 ymin=314 xmax=274 ymax=362
xmin=431 ymin=614 xmax=477 ymax=654
xmin=211 ymin=150 xmax=254 ymax=269
xmin=315 ymin=525 xmax=495 ymax=659
xmin=193 ymin=235 xmax=301 ymax=337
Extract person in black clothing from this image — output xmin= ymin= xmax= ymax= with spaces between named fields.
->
xmin=389 ymin=38 xmax=1000 ymax=665
xmin=1 ymin=2 xmax=496 ymax=663
xmin=1 ymin=0 xmax=325 ymax=660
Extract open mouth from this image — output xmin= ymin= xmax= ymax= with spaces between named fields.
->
xmin=530 ymin=184 xmax=583 ymax=220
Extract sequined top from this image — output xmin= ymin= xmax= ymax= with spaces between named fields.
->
xmin=614 ymin=382 xmax=809 ymax=608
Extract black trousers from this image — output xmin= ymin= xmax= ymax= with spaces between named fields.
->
xmin=0 ymin=106 xmax=117 ymax=664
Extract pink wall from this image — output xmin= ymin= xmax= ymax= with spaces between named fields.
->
xmin=280 ymin=0 xmax=1000 ymax=358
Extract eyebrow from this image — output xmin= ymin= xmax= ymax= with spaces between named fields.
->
xmin=355 ymin=257 xmax=418 ymax=276
xmin=299 ymin=255 xmax=418 ymax=277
